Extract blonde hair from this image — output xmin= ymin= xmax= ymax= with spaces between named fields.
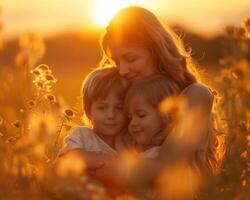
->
xmin=100 ymin=6 xmax=225 ymax=175
xmin=81 ymin=66 xmax=127 ymax=126
xmin=100 ymin=6 xmax=198 ymax=91
xmin=125 ymin=75 xmax=181 ymax=147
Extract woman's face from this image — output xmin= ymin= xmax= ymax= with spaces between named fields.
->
xmin=107 ymin=43 xmax=158 ymax=84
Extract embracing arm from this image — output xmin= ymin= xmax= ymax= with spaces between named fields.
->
xmin=160 ymin=83 xmax=214 ymax=162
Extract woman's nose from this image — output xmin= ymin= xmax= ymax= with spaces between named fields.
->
xmin=130 ymin=117 xmax=138 ymax=127
xmin=118 ymin=64 xmax=129 ymax=77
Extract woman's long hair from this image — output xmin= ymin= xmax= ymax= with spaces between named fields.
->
xmin=99 ymin=6 xmax=224 ymax=175
xmin=100 ymin=6 xmax=198 ymax=91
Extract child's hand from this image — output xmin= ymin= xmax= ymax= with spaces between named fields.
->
xmin=84 ymin=151 xmax=109 ymax=169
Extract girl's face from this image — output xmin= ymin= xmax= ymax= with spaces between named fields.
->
xmin=107 ymin=43 xmax=158 ymax=84
xmin=127 ymin=94 xmax=164 ymax=148
xmin=90 ymin=90 xmax=127 ymax=138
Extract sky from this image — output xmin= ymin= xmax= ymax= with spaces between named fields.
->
xmin=1 ymin=0 xmax=250 ymax=39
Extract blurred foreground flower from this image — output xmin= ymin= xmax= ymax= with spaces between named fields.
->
xmin=11 ymin=120 xmax=22 ymax=129
xmin=55 ymin=151 xmax=86 ymax=178
xmin=154 ymin=162 xmax=200 ymax=200
xmin=242 ymin=17 xmax=250 ymax=36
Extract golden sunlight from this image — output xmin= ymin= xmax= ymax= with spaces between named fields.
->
xmin=94 ymin=0 xmax=132 ymax=27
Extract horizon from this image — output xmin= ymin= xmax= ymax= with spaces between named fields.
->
xmin=2 ymin=0 xmax=250 ymax=39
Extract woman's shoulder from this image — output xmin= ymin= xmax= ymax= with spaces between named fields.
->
xmin=181 ymin=83 xmax=214 ymax=107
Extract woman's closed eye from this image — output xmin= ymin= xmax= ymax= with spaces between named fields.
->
xmin=137 ymin=112 xmax=146 ymax=118
xmin=115 ymin=105 xmax=123 ymax=110
xmin=125 ymin=56 xmax=137 ymax=63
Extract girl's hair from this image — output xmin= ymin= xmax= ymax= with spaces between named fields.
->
xmin=100 ymin=6 xmax=199 ymax=91
xmin=125 ymin=75 xmax=180 ymax=109
xmin=125 ymin=75 xmax=181 ymax=147
xmin=81 ymin=66 xmax=127 ymax=125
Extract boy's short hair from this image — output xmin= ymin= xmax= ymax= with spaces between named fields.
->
xmin=81 ymin=66 xmax=127 ymax=122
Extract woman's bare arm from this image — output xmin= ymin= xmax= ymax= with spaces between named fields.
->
xmin=160 ymin=83 xmax=214 ymax=162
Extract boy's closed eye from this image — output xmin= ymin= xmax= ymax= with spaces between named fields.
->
xmin=96 ymin=103 xmax=107 ymax=110
xmin=115 ymin=104 xmax=124 ymax=110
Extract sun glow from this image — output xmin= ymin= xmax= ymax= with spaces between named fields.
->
xmin=94 ymin=0 xmax=132 ymax=27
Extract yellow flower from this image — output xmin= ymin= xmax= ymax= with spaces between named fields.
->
xmin=45 ymin=94 xmax=56 ymax=103
xmin=235 ymin=27 xmax=246 ymax=39
xmin=28 ymin=100 xmax=36 ymax=107
xmin=5 ymin=137 xmax=17 ymax=143
xmin=37 ymin=64 xmax=50 ymax=71
xmin=30 ymin=69 xmax=40 ymax=76
xmin=64 ymin=109 xmax=75 ymax=118
xmin=224 ymin=25 xmax=236 ymax=37
xmin=242 ymin=17 xmax=250 ymax=34
xmin=11 ymin=120 xmax=22 ymax=128
xmin=45 ymin=74 xmax=57 ymax=83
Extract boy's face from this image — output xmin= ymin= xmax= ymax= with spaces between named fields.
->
xmin=127 ymin=94 xmax=164 ymax=147
xmin=90 ymin=90 xmax=127 ymax=137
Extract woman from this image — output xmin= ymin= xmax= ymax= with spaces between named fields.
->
xmin=94 ymin=6 xmax=223 ymax=199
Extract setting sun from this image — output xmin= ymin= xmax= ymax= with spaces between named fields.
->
xmin=94 ymin=0 xmax=132 ymax=27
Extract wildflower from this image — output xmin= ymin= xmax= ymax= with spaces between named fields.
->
xmin=5 ymin=137 xmax=17 ymax=143
xmin=37 ymin=64 xmax=49 ymax=71
xmin=45 ymin=94 xmax=56 ymax=103
xmin=242 ymin=17 xmax=250 ymax=34
xmin=28 ymin=100 xmax=36 ymax=108
xmin=56 ymin=151 xmax=86 ymax=177
xmin=212 ymin=90 xmax=218 ymax=96
xmin=34 ymin=81 xmax=43 ymax=89
xmin=235 ymin=27 xmax=246 ymax=39
xmin=11 ymin=120 xmax=22 ymax=128
xmin=240 ymin=150 xmax=247 ymax=159
xmin=45 ymin=74 xmax=57 ymax=82
xmin=224 ymin=25 xmax=236 ymax=37
xmin=231 ymin=68 xmax=244 ymax=80
xmin=241 ymin=179 xmax=247 ymax=186
xmin=30 ymin=69 xmax=40 ymax=76
xmin=64 ymin=109 xmax=75 ymax=118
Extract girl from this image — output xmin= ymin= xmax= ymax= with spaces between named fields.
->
xmin=125 ymin=75 xmax=180 ymax=158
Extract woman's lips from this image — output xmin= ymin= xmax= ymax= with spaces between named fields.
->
xmin=127 ymin=75 xmax=138 ymax=82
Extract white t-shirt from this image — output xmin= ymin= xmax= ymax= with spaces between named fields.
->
xmin=59 ymin=126 xmax=117 ymax=156
xmin=59 ymin=126 xmax=161 ymax=159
